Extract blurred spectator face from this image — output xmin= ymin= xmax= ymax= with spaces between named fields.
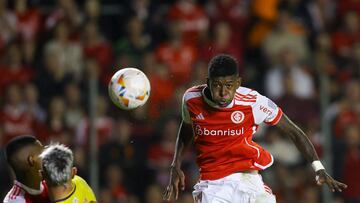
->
xmin=83 ymin=21 xmax=99 ymax=42
xmin=316 ymin=33 xmax=331 ymax=51
xmin=299 ymin=186 xmax=319 ymax=203
xmin=44 ymin=52 xmax=64 ymax=79
xmin=105 ymin=164 xmax=123 ymax=188
xmin=6 ymin=84 xmax=22 ymax=106
xmin=14 ymin=0 xmax=27 ymax=12
xmin=23 ymin=40 xmax=36 ymax=64
xmin=345 ymin=80 xmax=360 ymax=105
xmin=344 ymin=11 xmax=359 ymax=33
xmin=99 ymin=189 xmax=113 ymax=203
xmin=145 ymin=184 xmax=163 ymax=203
xmin=142 ymin=52 xmax=156 ymax=75
xmin=73 ymin=147 xmax=86 ymax=172
xmin=352 ymin=43 xmax=360 ymax=61
xmin=65 ymin=83 xmax=81 ymax=106
xmin=85 ymin=58 xmax=99 ymax=77
xmin=279 ymin=48 xmax=298 ymax=68
xmin=214 ymin=22 xmax=231 ymax=46
xmin=58 ymin=0 xmax=75 ymax=9
xmin=49 ymin=97 xmax=66 ymax=117
xmin=0 ymin=0 xmax=5 ymax=11
xmin=219 ymin=0 xmax=232 ymax=6
xmin=24 ymin=83 xmax=38 ymax=104
xmin=344 ymin=124 xmax=360 ymax=147
xmin=277 ymin=11 xmax=291 ymax=31
xmin=85 ymin=0 xmax=100 ymax=19
xmin=127 ymin=16 xmax=143 ymax=36
xmin=191 ymin=60 xmax=207 ymax=83
xmin=113 ymin=117 xmax=132 ymax=143
xmin=162 ymin=118 xmax=179 ymax=143
xmin=168 ymin=20 xmax=182 ymax=41
xmin=7 ymin=43 xmax=22 ymax=67
xmin=55 ymin=21 xmax=69 ymax=42
xmin=96 ymin=95 xmax=108 ymax=116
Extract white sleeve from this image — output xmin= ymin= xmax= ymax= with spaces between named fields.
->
xmin=252 ymin=94 xmax=283 ymax=125
xmin=3 ymin=195 xmax=25 ymax=203
xmin=181 ymin=95 xmax=191 ymax=124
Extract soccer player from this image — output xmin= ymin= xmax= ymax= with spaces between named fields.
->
xmin=163 ymin=54 xmax=347 ymax=202
xmin=39 ymin=143 xmax=97 ymax=203
xmin=3 ymin=135 xmax=50 ymax=203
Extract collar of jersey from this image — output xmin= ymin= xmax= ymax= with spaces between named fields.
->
xmin=14 ymin=180 xmax=43 ymax=195
xmin=53 ymin=184 xmax=76 ymax=203
xmin=202 ymin=87 xmax=234 ymax=109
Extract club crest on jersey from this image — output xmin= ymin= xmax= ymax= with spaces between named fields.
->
xmin=231 ymin=111 xmax=245 ymax=124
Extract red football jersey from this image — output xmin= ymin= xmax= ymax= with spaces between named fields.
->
xmin=3 ymin=180 xmax=49 ymax=203
xmin=182 ymin=85 xmax=283 ymax=180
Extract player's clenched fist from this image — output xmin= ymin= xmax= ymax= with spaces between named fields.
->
xmin=163 ymin=166 xmax=185 ymax=201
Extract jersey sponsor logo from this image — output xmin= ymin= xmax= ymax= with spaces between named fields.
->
xmin=267 ymin=99 xmax=277 ymax=109
xmin=260 ymin=105 xmax=273 ymax=115
xmin=231 ymin=111 xmax=245 ymax=124
xmin=195 ymin=125 xmax=244 ymax=136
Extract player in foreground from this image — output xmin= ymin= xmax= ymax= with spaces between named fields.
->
xmin=3 ymin=135 xmax=50 ymax=203
xmin=39 ymin=143 xmax=97 ymax=203
xmin=163 ymin=54 xmax=347 ymax=202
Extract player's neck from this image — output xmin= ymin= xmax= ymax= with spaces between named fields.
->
xmin=49 ymin=181 xmax=75 ymax=202
xmin=17 ymin=173 xmax=42 ymax=190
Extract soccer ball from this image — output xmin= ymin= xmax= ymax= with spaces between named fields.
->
xmin=108 ymin=67 xmax=150 ymax=110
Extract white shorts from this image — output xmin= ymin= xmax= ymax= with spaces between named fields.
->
xmin=192 ymin=173 xmax=276 ymax=203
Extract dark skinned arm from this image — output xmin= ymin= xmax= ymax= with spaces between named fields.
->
xmin=276 ymin=113 xmax=347 ymax=192
xmin=163 ymin=121 xmax=193 ymax=201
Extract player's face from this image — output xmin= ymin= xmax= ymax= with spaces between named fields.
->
xmin=208 ymin=75 xmax=241 ymax=107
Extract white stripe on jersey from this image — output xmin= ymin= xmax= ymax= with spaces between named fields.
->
xmin=183 ymin=90 xmax=202 ymax=102
xmin=254 ymin=155 xmax=274 ymax=170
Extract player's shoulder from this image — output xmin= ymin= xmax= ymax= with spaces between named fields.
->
xmin=3 ymin=185 xmax=25 ymax=203
xmin=72 ymin=175 xmax=96 ymax=201
xmin=72 ymin=175 xmax=88 ymax=186
xmin=234 ymin=86 xmax=263 ymax=105
xmin=183 ymin=84 xmax=206 ymax=102
xmin=73 ymin=175 xmax=93 ymax=192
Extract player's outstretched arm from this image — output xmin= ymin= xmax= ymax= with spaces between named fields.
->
xmin=276 ymin=113 xmax=348 ymax=192
xmin=163 ymin=121 xmax=193 ymax=201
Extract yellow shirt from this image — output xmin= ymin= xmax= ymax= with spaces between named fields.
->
xmin=54 ymin=175 xmax=96 ymax=203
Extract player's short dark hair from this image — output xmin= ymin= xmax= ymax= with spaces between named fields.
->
xmin=208 ymin=54 xmax=239 ymax=78
xmin=5 ymin=135 xmax=37 ymax=167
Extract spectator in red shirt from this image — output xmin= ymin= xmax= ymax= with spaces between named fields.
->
xmin=200 ymin=21 xmax=243 ymax=69
xmin=331 ymin=11 xmax=360 ymax=58
xmin=82 ymin=20 xmax=113 ymax=82
xmin=168 ymin=0 xmax=209 ymax=44
xmin=341 ymin=124 xmax=360 ymax=202
xmin=206 ymin=0 xmax=249 ymax=43
xmin=0 ymin=84 xmax=35 ymax=145
xmin=0 ymin=42 xmax=34 ymax=95
xmin=155 ymin=21 xmax=198 ymax=86
xmin=76 ymin=95 xmax=113 ymax=147
xmin=14 ymin=0 xmax=41 ymax=41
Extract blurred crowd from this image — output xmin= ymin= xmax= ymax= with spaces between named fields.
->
xmin=0 ymin=0 xmax=359 ymax=202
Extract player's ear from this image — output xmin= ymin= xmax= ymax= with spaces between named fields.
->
xmin=71 ymin=167 xmax=77 ymax=179
xmin=28 ymin=155 xmax=35 ymax=166
xmin=237 ymin=77 xmax=242 ymax=87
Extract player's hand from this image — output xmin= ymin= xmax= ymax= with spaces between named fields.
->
xmin=163 ymin=165 xmax=185 ymax=201
xmin=315 ymin=169 xmax=348 ymax=192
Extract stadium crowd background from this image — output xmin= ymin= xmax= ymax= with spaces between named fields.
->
xmin=0 ymin=0 xmax=359 ymax=202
